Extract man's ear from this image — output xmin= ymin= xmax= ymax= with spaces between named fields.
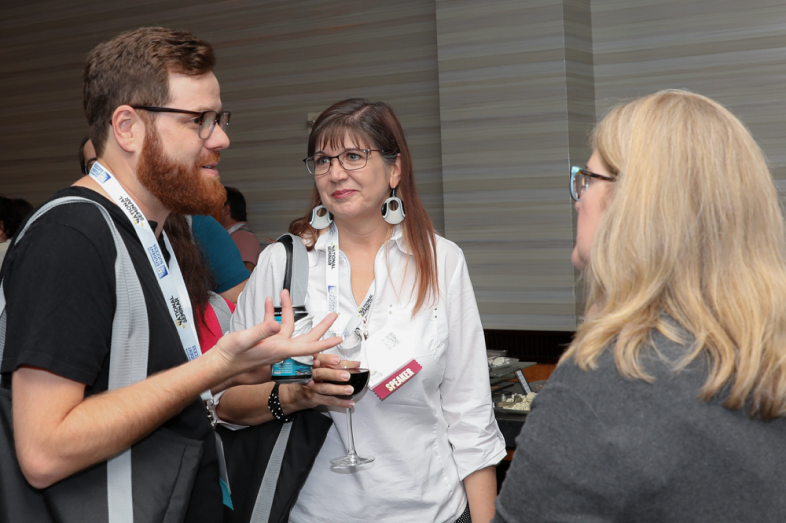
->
xmin=110 ymin=105 xmax=145 ymax=153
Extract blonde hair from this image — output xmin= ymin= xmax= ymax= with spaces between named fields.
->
xmin=562 ymin=89 xmax=786 ymax=419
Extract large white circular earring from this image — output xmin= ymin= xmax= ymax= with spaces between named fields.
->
xmin=309 ymin=205 xmax=334 ymax=229
xmin=381 ymin=188 xmax=406 ymax=225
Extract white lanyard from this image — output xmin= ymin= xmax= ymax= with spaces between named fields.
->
xmin=324 ymin=222 xmax=374 ymax=347
xmin=89 ymin=162 xmax=212 ymax=402
xmin=323 ymin=224 xmax=421 ymax=398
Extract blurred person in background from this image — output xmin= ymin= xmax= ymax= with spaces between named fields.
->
xmin=78 ymin=135 xmax=97 ymax=175
xmin=219 ymin=186 xmax=262 ymax=271
xmin=0 ymin=195 xmax=33 ymax=267
xmin=191 ymin=214 xmax=249 ymax=303
xmin=494 ymin=89 xmax=786 ymax=523
xmin=165 ymin=213 xmax=234 ymax=353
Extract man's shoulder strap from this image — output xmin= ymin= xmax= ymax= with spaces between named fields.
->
xmin=0 ymin=195 xmax=150 ymax=389
xmin=0 ymin=195 xmax=149 ymax=522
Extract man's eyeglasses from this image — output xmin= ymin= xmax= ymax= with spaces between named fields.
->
xmin=303 ymin=149 xmax=384 ymax=176
xmin=570 ymin=166 xmax=615 ymax=201
xmin=132 ymin=106 xmax=231 ymax=140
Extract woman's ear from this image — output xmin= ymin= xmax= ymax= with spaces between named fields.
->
xmin=389 ymin=153 xmax=402 ymax=189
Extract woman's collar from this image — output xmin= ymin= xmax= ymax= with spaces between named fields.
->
xmin=312 ymin=223 xmax=411 ymax=255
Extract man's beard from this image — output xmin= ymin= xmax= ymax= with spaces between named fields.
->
xmin=137 ymin=126 xmax=226 ymax=216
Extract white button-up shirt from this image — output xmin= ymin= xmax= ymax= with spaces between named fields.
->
xmin=231 ymin=225 xmax=506 ymax=523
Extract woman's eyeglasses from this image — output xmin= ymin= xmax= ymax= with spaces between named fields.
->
xmin=303 ymin=149 xmax=384 ymax=176
xmin=570 ymin=166 xmax=615 ymax=201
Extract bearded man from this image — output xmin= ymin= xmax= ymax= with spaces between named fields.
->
xmin=0 ymin=27 xmax=339 ymax=522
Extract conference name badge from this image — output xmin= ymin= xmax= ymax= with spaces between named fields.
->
xmin=371 ymin=359 xmax=422 ymax=400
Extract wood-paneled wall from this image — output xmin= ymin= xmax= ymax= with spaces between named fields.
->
xmin=2 ymin=0 xmax=786 ymax=331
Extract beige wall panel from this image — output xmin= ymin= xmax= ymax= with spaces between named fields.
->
xmin=436 ymin=0 xmax=590 ymax=330
xmin=6 ymin=0 xmax=782 ymax=333
xmin=563 ymin=0 xmax=595 ymax=320
xmin=591 ymin=0 xmax=786 ymax=182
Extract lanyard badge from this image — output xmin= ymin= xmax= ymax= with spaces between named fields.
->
xmin=322 ymin=223 xmax=421 ymax=399
xmin=90 ymin=163 xmax=233 ymax=507
xmin=325 ymin=223 xmax=372 ymax=350
xmin=89 ymin=162 xmax=211 ymax=400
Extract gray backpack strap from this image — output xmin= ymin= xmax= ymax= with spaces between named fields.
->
xmin=0 ymin=196 xmax=148 ymax=523
xmin=249 ymin=422 xmax=293 ymax=523
xmin=0 ymin=284 xmax=7 ymax=373
xmin=208 ymin=291 xmax=232 ymax=335
xmin=101 ymin=203 xmax=148 ymax=523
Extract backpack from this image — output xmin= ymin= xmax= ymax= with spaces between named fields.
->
xmin=0 ymin=196 xmax=202 ymax=523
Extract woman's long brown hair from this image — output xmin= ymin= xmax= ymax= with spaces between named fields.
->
xmin=164 ymin=213 xmax=215 ymax=323
xmin=290 ymin=99 xmax=438 ymax=312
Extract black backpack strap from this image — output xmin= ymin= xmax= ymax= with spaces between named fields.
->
xmin=275 ymin=233 xmax=309 ymax=308
xmin=277 ymin=234 xmax=294 ymax=295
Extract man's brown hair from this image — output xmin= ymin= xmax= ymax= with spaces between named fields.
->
xmin=83 ymin=27 xmax=215 ymax=155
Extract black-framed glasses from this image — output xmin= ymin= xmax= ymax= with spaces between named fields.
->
xmin=303 ymin=149 xmax=384 ymax=176
xmin=132 ymin=106 xmax=231 ymax=140
xmin=570 ymin=166 xmax=615 ymax=201
xmin=83 ymin=158 xmax=97 ymax=175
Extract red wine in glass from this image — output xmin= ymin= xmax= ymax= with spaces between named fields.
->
xmin=328 ymin=368 xmax=374 ymax=469
xmin=326 ymin=368 xmax=370 ymax=399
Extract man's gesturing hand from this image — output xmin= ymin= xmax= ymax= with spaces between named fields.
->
xmin=210 ymin=290 xmax=341 ymax=379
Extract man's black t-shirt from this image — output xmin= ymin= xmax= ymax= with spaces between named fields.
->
xmin=0 ymin=186 xmax=221 ymax=523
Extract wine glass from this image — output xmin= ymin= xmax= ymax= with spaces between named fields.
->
xmin=327 ymin=367 xmax=374 ymax=469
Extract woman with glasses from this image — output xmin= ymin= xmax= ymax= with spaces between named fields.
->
xmin=494 ymin=89 xmax=786 ymax=522
xmin=221 ymin=99 xmax=506 ymax=523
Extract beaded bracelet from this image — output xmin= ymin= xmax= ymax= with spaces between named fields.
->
xmin=268 ymin=382 xmax=295 ymax=423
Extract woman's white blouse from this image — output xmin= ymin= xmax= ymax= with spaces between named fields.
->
xmin=230 ymin=226 xmax=506 ymax=523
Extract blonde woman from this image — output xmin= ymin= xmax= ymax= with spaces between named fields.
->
xmin=494 ymin=90 xmax=786 ymax=522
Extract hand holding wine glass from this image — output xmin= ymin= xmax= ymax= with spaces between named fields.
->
xmin=312 ymin=355 xmax=374 ymax=468
xmin=287 ymin=355 xmax=360 ymax=410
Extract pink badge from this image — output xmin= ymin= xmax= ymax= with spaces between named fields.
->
xmin=372 ymin=359 xmax=422 ymax=400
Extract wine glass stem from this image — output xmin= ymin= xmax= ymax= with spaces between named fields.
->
xmin=345 ymin=407 xmax=358 ymax=456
